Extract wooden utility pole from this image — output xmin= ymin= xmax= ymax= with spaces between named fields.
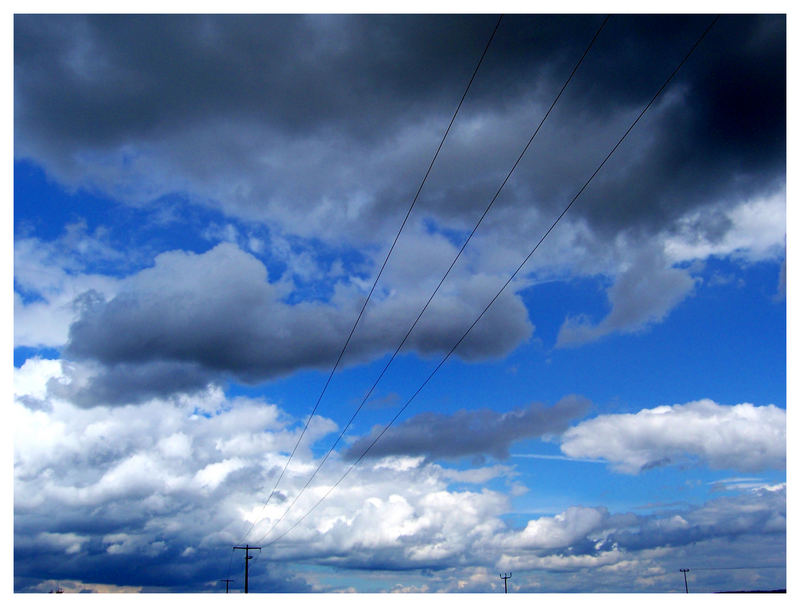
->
xmin=680 ymin=569 xmax=690 ymax=593
xmin=220 ymin=579 xmax=234 ymax=593
xmin=500 ymin=572 xmax=512 ymax=593
xmin=233 ymin=545 xmax=261 ymax=593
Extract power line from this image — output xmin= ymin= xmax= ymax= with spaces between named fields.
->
xmin=252 ymin=15 xmax=610 ymax=547
xmin=258 ymin=14 xmax=720 ymax=549
xmin=233 ymin=14 xmax=504 ymax=550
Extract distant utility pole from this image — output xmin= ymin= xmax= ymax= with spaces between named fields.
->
xmin=233 ymin=545 xmax=261 ymax=593
xmin=680 ymin=569 xmax=690 ymax=593
xmin=500 ymin=572 xmax=512 ymax=593
xmin=220 ymin=579 xmax=234 ymax=593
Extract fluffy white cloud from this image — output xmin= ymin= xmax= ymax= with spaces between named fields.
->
xmin=560 ymin=399 xmax=785 ymax=473
xmin=504 ymin=506 xmax=608 ymax=550
xmin=664 ymin=189 xmax=786 ymax=263
xmin=14 ymin=233 xmax=121 ymax=348
xmin=13 ymin=359 xmax=785 ymax=592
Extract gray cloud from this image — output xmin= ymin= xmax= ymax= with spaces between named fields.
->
xmin=63 ymin=243 xmax=533 ymax=402
xmin=775 ymin=259 xmax=786 ymax=301
xmin=344 ymin=395 xmax=591 ymax=461
xmin=556 ymin=248 xmax=696 ymax=347
xmin=497 ymin=485 xmax=785 ymax=577
xmin=605 ymin=486 xmax=786 ymax=553
xmin=48 ymin=360 xmax=216 ymax=407
xmin=14 ymin=15 xmax=785 ymax=244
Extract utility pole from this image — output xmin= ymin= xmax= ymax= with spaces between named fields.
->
xmin=500 ymin=572 xmax=512 ymax=593
xmin=680 ymin=569 xmax=690 ymax=593
xmin=220 ymin=579 xmax=234 ymax=593
xmin=233 ymin=545 xmax=261 ymax=593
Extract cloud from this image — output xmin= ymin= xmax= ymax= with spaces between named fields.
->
xmin=504 ymin=506 xmax=608 ymax=550
xmin=14 ymin=15 xmax=786 ymax=375
xmin=13 ymin=359 xmax=785 ymax=591
xmin=344 ymin=395 xmax=591 ymax=461
xmin=496 ymin=485 xmax=785 ymax=572
xmin=12 ymin=14 xmax=787 ymax=594
xmin=60 ymin=242 xmax=533 ymax=403
xmin=605 ymin=486 xmax=786 ymax=552
xmin=36 ymin=532 xmax=90 ymax=554
xmin=663 ymin=189 xmax=786 ymax=263
xmin=557 ymin=248 xmax=696 ymax=347
xmin=48 ymin=359 xmax=218 ymax=407
xmin=14 ymin=15 xmax=784 ymax=240
xmin=560 ymin=399 xmax=786 ymax=473
xmin=775 ymin=259 xmax=786 ymax=301
xmin=14 ymin=230 xmax=122 ymax=348
xmin=14 ymin=16 xmax=785 ymax=295
xmin=26 ymin=579 xmax=144 ymax=593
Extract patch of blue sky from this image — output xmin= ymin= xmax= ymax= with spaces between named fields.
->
xmin=248 ymin=245 xmax=787 ymax=433
xmin=191 ymin=406 xmax=214 ymax=420
xmin=13 ymin=280 xmax=46 ymax=304
xmin=16 ymin=160 xmax=218 ymax=272
xmin=511 ymin=458 xmax=732 ymax=521
xmin=278 ymin=238 xmax=372 ymax=304
xmin=513 ymin=261 xmax=784 ymax=412
xmin=16 ymin=159 xmax=378 ymax=304
xmin=517 ymin=273 xmax=612 ymax=348
xmin=421 ymin=216 xmax=472 ymax=249
xmin=13 ymin=347 xmax=61 ymax=368
xmin=223 ymin=250 xmax=783 ymax=476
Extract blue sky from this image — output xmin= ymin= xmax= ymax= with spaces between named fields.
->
xmin=12 ymin=12 xmax=786 ymax=594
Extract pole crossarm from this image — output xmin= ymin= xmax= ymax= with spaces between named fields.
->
xmin=680 ymin=568 xmax=690 ymax=593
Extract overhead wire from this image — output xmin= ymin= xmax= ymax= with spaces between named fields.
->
xmin=252 ymin=14 xmax=611 ymax=547
xmin=258 ymin=14 xmax=721 ymax=549
xmin=231 ymin=14 xmax=504 ymax=549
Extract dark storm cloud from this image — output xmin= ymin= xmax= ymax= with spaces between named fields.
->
xmin=560 ymin=14 xmax=784 ymax=237
xmin=14 ymin=14 xmax=784 ymax=243
xmin=14 ymin=532 xmax=313 ymax=593
xmin=13 ymin=14 xmax=594 ymax=146
xmin=48 ymin=360 xmax=216 ymax=406
xmin=344 ymin=395 xmax=591 ymax=461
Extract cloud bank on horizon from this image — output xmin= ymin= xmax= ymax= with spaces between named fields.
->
xmin=14 ymin=358 xmax=786 ymax=592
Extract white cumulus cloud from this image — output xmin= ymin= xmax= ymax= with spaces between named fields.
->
xmin=560 ymin=399 xmax=785 ymax=474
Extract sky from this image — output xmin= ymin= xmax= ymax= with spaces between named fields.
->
xmin=11 ymin=10 xmax=788 ymax=594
